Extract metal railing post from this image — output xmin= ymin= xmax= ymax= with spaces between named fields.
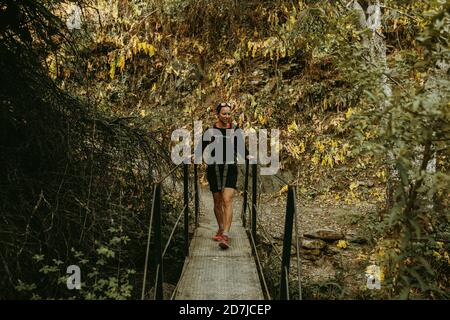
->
xmin=279 ymin=185 xmax=296 ymax=300
xmin=183 ymin=163 xmax=189 ymax=257
xmin=242 ymin=159 xmax=249 ymax=228
xmin=251 ymin=163 xmax=257 ymax=242
xmin=153 ymin=183 xmax=164 ymax=300
xmin=194 ymin=164 xmax=199 ymax=227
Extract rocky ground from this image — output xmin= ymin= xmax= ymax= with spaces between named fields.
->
xmin=234 ymin=187 xmax=383 ymax=300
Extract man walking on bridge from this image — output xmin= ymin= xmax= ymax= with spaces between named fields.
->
xmin=195 ymin=102 xmax=250 ymax=250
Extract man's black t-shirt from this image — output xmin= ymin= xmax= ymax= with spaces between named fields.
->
xmin=196 ymin=123 xmax=248 ymax=165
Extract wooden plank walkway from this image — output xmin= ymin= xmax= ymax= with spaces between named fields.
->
xmin=174 ymin=188 xmax=264 ymax=300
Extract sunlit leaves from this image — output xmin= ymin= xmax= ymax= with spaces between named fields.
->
xmin=246 ymin=37 xmax=288 ymax=61
xmin=336 ymin=240 xmax=348 ymax=249
xmin=108 ymin=36 xmax=157 ymax=79
xmin=109 ymin=59 xmax=116 ymax=80
xmin=287 ymin=121 xmax=299 ymax=133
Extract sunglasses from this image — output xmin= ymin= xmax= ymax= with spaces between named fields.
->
xmin=217 ymin=102 xmax=231 ymax=108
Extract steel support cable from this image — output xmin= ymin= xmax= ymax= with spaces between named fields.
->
xmin=241 ymin=189 xmax=271 ymax=299
xmin=248 ymin=162 xmax=289 ymax=186
xmin=246 ymin=198 xmax=282 ymax=260
xmin=248 ymin=224 xmax=272 ymax=300
xmin=252 ymin=202 xmax=283 ymax=262
xmin=141 ymin=183 xmax=157 ymax=300
xmin=245 ymin=194 xmax=280 ymax=300
xmin=273 ymin=173 xmax=290 ymax=186
xmin=254 ymin=180 xmax=284 ymax=260
xmin=162 ymin=204 xmax=188 ymax=258
xmin=155 ymin=160 xmax=188 ymax=184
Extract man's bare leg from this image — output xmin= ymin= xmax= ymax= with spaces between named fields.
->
xmin=212 ymin=191 xmax=224 ymax=230
xmin=222 ymin=188 xmax=235 ymax=232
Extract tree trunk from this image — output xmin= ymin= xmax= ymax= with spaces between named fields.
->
xmin=353 ymin=0 xmax=396 ymax=209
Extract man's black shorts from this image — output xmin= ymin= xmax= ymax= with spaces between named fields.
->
xmin=206 ymin=164 xmax=238 ymax=193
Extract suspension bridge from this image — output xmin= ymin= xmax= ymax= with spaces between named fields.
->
xmin=141 ymin=162 xmax=301 ymax=300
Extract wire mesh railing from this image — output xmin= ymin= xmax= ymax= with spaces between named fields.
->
xmin=141 ymin=162 xmax=199 ymax=300
xmin=241 ymin=162 xmax=302 ymax=300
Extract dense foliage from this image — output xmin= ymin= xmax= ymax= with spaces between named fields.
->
xmin=1 ymin=0 xmax=448 ymax=299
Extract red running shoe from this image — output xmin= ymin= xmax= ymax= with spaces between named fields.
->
xmin=212 ymin=229 xmax=224 ymax=241
xmin=219 ymin=234 xmax=231 ymax=249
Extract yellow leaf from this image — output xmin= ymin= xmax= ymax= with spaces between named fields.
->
xmin=280 ymin=185 xmax=288 ymax=194
xmin=290 ymin=15 xmax=296 ymax=25
xmin=311 ymin=154 xmax=320 ymax=165
xmin=379 ymin=269 xmax=385 ymax=281
xmin=321 ymin=154 xmax=334 ymax=168
xmin=194 ymin=41 xmax=204 ymax=54
xmin=330 ymin=140 xmax=338 ymax=149
xmin=132 ymin=42 xmax=138 ymax=55
xmin=148 ymin=44 xmax=155 ymax=58
xmin=315 ymin=141 xmax=325 ymax=153
xmin=118 ymin=54 xmax=125 ymax=71
xmin=349 ymin=182 xmax=358 ymax=190
xmin=336 ymin=240 xmax=348 ymax=249
xmin=433 ymin=251 xmax=441 ymax=260
xmin=287 ymin=121 xmax=298 ymax=133
xmin=298 ymin=141 xmax=305 ymax=153
xmin=258 ymin=114 xmax=267 ymax=125
xmin=345 ymin=107 xmax=353 ymax=119
xmin=109 ymin=60 xmax=116 ymax=79
xmin=321 ymin=155 xmax=328 ymax=167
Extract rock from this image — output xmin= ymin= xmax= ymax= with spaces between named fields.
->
xmin=359 ymin=180 xmax=375 ymax=188
xmin=324 ymin=246 xmax=341 ymax=255
xmin=300 ymin=248 xmax=321 ymax=261
xmin=348 ymin=236 xmax=369 ymax=244
xmin=301 ymin=238 xmax=327 ymax=250
xmin=304 ymin=229 xmax=345 ymax=241
xmin=301 ymin=249 xmax=321 ymax=256
xmin=303 ymin=254 xmax=320 ymax=261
